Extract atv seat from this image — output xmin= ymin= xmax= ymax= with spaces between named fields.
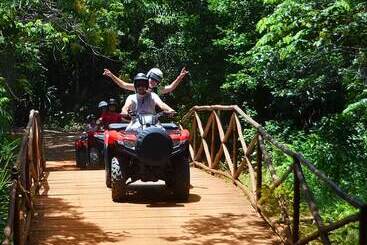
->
xmin=108 ymin=123 xmax=129 ymax=130
xmin=161 ymin=123 xmax=179 ymax=130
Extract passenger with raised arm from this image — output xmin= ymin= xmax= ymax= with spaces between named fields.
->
xmin=121 ymin=73 xmax=175 ymax=131
xmin=103 ymin=67 xmax=189 ymax=95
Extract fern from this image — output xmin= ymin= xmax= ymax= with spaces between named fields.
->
xmin=0 ymin=78 xmax=11 ymax=133
xmin=343 ymin=98 xmax=367 ymax=114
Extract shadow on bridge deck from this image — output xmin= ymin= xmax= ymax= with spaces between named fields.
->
xmin=160 ymin=213 xmax=276 ymax=245
xmin=29 ymin=130 xmax=280 ymax=244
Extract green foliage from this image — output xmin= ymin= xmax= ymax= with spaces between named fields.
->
xmin=222 ymin=0 xmax=367 ymax=126
xmin=0 ymin=79 xmax=11 ymax=133
xmin=45 ymin=111 xmax=84 ymax=131
xmin=219 ymin=1 xmax=367 ymax=238
xmin=264 ymin=116 xmax=365 ymax=243
xmin=0 ymin=135 xmax=19 ymax=242
xmin=343 ymin=98 xmax=367 ymax=114
xmin=0 ymin=76 xmax=16 ymax=240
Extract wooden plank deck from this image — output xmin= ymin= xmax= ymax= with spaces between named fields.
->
xmin=29 ymin=131 xmax=279 ymax=244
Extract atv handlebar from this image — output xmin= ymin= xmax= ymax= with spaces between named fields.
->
xmin=122 ymin=111 xmax=175 ymax=118
xmin=156 ymin=111 xmax=176 ymax=118
xmin=120 ymin=111 xmax=176 ymax=125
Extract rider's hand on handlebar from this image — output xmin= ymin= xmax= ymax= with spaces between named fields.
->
xmin=121 ymin=109 xmax=136 ymax=120
xmin=128 ymin=109 xmax=137 ymax=117
xmin=121 ymin=112 xmax=131 ymax=120
xmin=164 ymin=110 xmax=176 ymax=117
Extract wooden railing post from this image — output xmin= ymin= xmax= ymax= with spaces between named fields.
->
xmin=232 ymin=127 xmax=237 ymax=174
xmin=32 ymin=121 xmax=40 ymax=189
xmin=12 ymin=167 xmax=20 ymax=245
xmin=210 ymin=114 xmax=216 ymax=168
xmin=192 ymin=116 xmax=197 ymax=159
xmin=38 ymin=114 xmax=46 ymax=171
xmin=293 ymin=158 xmax=300 ymax=244
xmin=256 ymin=134 xmax=263 ymax=205
xmin=294 ymin=159 xmax=331 ymax=244
xmin=360 ymin=204 xmax=367 ymax=245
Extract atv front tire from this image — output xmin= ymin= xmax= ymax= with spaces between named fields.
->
xmin=172 ymin=154 xmax=190 ymax=201
xmin=104 ymin=145 xmax=112 ymax=188
xmin=111 ymin=157 xmax=127 ymax=202
xmin=75 ymin=146 xmax=88 ymax=168
xmin=89 ymin=147 xmax=102 ymax=167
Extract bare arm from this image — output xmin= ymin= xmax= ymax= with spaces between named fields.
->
xmin=121 ymin=97 xmax=133 ymax=115
xmin=160 ymin=67 xmax=189 ymax=94
xmin=153 ymin=94 xmax=175 ymax=112
xmin=158 ymin=101 xmax=175 ymax=112
xmin=103 ymin=68 xmax=135 ymax=92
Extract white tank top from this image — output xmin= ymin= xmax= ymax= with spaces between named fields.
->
xmin=126 ymin=92 xmax=161 ymax=114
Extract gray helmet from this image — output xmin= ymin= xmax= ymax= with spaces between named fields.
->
xmin=98 ymin=101 xmax=108 ymax=108
xmin=147 ymin=68 xmax=163 ymax=83
xmin=133 ymin=73 xmax=149 ymax=89
xmin=108 ymin=98 xmax=118 ymax=106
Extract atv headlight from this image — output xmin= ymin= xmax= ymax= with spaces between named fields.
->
xmin=124 ymin=140 xmax=136 ymax=149
xmin=118 ymin=140 xmax=136 ymax=149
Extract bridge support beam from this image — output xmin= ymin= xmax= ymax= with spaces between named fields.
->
xmin=255 ymin=134 xmax=263 ymax=207
xmin=293 ymin=158 xmax=300 ymax=244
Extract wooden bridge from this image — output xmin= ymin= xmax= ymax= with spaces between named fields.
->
xmin=2 ymin=106 xmax=367 ymax=244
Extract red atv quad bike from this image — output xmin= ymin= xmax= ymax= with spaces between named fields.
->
xmin=75 ymin=121 xmax=105 ymax=168
xmin=104 ymin=112 xmax=190 ymax=202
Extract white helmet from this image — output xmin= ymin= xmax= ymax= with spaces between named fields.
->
xmin=98 ymin=101 xmax=108 ymax=108
xmin=147 ymin=68 xmax=163 ymax=83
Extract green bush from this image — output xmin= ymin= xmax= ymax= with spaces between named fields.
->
xmin=0 ymin=136 xmax=19 ymax=242
xmin=45 ymin=111 xmax=84 ymax=131
xmin=264 ymin=116 xmax=365 ymax=243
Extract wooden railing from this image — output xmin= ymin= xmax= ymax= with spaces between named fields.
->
xmin=2 ymin=110 xmax=45 ymax=245
xmin=181 ymin=105 xmax=367 ymax=245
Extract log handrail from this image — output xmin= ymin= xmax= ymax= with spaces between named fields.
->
xmin=181 ymin=105 xmax=367 ymax=245
xmin=2 ymin=110 xmax=45 ymax=245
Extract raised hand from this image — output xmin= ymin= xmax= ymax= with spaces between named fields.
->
xmin=179 ymin=67 xmax=189 ymax=78
xmin=103 ymin=68 xmax=113 ymax=77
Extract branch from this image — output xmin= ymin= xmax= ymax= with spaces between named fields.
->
xmin=15 ymin=0 xmax=122 ymax=63
xmin=2 ymin=79 xmax=22 ymax=102
xmin=75 ymin=32 xmax=122 ymax=63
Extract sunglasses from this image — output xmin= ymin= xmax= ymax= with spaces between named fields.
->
xmin=136 ymin=82 xmax=148 ymax=88
xmin=150 ymin=79 xmax=160 ymax=84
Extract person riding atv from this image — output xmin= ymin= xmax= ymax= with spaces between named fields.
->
xmin=75 ymin=113 xmax=104 ymax=168
xmin=98 ymin=100 xmax=108 ymax=113
xmin=103 ymin=67 xmax=189 ymax=95
xmin=121 ymin=73 xmax=175 ymax=131
xmin=100 ymin=98 xmax=127 ymax=128
xmin=105 ymin=72 xmax=190 ymax=202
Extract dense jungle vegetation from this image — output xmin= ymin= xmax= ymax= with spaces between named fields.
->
xmin=0 ymin=0 xmax=366 ymax=242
